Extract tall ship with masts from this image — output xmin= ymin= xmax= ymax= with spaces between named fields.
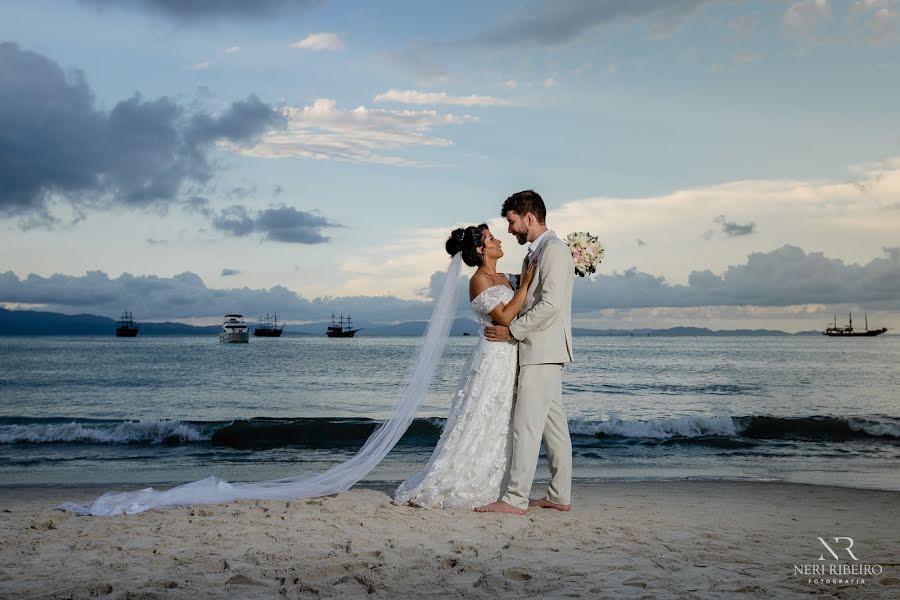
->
xmin=326 ymin=314 xmax=363 ymax=338
xmin=115 ymin=310 xmax=140 ymax=337
xmin=253 ymin=312 xmax=284 ymax=337
xmin=823 ymin=313 xmax=888 ymax=337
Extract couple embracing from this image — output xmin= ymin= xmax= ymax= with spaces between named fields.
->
xmin=394 ymin=190 xmax=575 ymax=515
xmin=61 ymin=190 xmax=575 ymax=517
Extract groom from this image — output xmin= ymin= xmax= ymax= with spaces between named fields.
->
xmin=476 ymin=190 xmax=575 ymax=515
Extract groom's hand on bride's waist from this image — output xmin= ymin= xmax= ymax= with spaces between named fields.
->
xmin=484 ymin=324 xmax=512 ymax=342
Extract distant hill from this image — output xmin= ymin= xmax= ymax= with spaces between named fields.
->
xmin=0 ymin=307 xmax=854 ymax=337
xmin=0 ymin=308 xmax=314 ymax=336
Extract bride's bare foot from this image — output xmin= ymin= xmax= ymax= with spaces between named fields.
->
xmin=473 ymin=500 xmax=526 ymax=515
xmin=528 ymin=498 xmax=571 ymax=512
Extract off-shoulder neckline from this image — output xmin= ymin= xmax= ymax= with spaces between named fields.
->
xmin=470 ymin=284 xmax=513 ymax=305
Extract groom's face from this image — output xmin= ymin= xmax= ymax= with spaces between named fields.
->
xmin=505 ymin=211 xmax=530 ymax=245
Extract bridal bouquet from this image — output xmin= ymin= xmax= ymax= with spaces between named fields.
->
xmin=566 ymin=231 xmax=604 ymax=277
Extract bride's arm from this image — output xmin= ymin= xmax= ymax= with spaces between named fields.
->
xmin=470 ymin=263 xmax=536 ymax=327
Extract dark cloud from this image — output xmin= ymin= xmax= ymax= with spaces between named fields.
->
xmin=636 ymin=238 xmax=647 ymax=246
xmin=220 ymin=268 xmax=240 ymax=276
xmin=83 ymin=0 xmax=319 ymax=22
xmin=0 ymin=269 xmax=431 ymax=323
xmin=4 ymin=246 xmax=897 ymax=323
xmin=572 ymin=245 xmax=900 ymax=311
xmin=188 ymin=96 xmax=284 ymax=146
xmin=0 ymin=43 xmax=284 ymax=226
xmin=212 ymin=205 xmax=340 ymax=244
xmin=713 ymin=214 xmax=757 ymax=237
xmin=475 ymin=0 xmax=713 ymax=47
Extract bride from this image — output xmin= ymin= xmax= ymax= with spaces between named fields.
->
xmin=394 ymin=224 xmax=535 ymax=509
xmin=60 ymin=224 xmax=532 ymax=516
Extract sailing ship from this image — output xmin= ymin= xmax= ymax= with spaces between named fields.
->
xmin=219 ymin=314 xmax=250 ymax=343
xmin=115 ymin=310 xmax=140 ymax=337
xmin=253 ymin=312 xmax=284 ymax=337
xmin=326 ymin=314 xmax=363 ymax=338
xmin=823 ymin=313 xmax=888 ymax=337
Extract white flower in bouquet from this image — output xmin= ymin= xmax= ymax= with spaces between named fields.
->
xmin=565 ymin=231 xmax=604 ymax=277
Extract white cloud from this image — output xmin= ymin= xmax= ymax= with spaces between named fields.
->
xmin=190 ymin=61 xmax=210 ymax=70
xmin=231 ymin=98 xmax=477 ymax=166
xmin=343 ymin=156 xmax=900 ymax=301
xmin=782 ymin=0 xmax=831 ymax=33
xmin=373 ymin=89 xmax=510 ymax=107
xmin=224 ymin=46 xmax=241 ymax=54
xmin=851 ymin=0 xmax=900 ymax=44
xmin=291 ymin=32 xmax=344 ymax=51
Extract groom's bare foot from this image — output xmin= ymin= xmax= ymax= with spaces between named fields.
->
xmin=528 ymin=498 xmax=571 ymax=512
xmin=473 ymin=501 xmax=526 ymax=515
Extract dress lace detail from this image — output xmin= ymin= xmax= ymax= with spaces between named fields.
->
xmin=393 ymin=285 xmax=518 ymax=509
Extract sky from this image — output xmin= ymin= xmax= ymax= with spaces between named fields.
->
xmin=1 ymin=0 xmax=899 ymax=332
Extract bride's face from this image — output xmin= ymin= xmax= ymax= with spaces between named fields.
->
xmin=480 ymin=229 xmax=504 ymax=260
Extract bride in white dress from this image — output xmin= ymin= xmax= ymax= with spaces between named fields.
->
xmin=60 ymin=224 xmax=532 ymax=516
xmin=394 ymin=224 xmax=535 ymax=509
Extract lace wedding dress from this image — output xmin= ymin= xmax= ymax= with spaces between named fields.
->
xmin=393 ymin=284 xmax=518 ymax=509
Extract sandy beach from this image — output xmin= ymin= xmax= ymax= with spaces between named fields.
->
xmin=0 ymin=481 xmax=896 ymax=599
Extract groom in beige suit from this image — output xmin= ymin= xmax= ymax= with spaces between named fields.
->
xmin=476 ymin=190 xmax=575 ymax=515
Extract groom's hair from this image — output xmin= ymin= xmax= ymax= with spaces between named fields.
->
xmin=501 ymin=190 xmax=546 ymax=224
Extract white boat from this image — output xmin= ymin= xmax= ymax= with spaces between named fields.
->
xmin=219 ymin=314 xmax=250 ymax=343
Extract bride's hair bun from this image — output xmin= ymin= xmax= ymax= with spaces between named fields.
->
xmin=445 ymin=228 xmax=466 ymax=257
xmin=445 ymin=224 xmax=489 ymax=267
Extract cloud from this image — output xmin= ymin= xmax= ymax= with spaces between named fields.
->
xmin=291 ymin=33 xmax=344 ymax=51
xmin=782 ymin=0 xmax=831 ymax=34
xmin=636 ymin=238 xmax=647 ymax=247
xmin=851 ymin=0 xmax=900 ymax=44
xmin=3 ymin=245 xmax=897 ymax=324
xmin=474 ymin=0 xmax=714 ymax=47
xmin=565 ymin=245 xmax=900 ymax=312
xmin=232 ymin=98 xmax=477 ymax=166
xmin=712 ymin=215 xmax=757 ymax=238
xmin=0 ymin=43 xmax=285 ymax=226
xmin=224 ymin=46 xmax=241 ymax=54
xmin=0 ymin=269 xmax=433 ymax=323
xmin=83 ymin=0 xmax=318 ymax=22
xmin=220 ymin=268 xmax=240 ymax=277
xmin=373 ymin=89 xmax=510 ymax=107
xmin=190 ymin=61 xmax=210 ymax=70
xmin=212 ymin=205 xmax=340 ymax=244
xmin=146 ymin=238 xmax=167 ymax=245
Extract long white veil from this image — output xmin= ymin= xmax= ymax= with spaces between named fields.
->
xmin=60 ymin=253 xmax=464 ymax=516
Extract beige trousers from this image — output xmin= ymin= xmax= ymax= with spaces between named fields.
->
xmin=501 ymin=363 xmax=572 ymax=510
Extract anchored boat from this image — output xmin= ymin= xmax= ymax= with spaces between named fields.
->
xmin=253 ymin=312 xmax=284 ymax=337
xmin=219 ymin=314 xmax=250 ymax=343
xmin=823 ymin=313 xmax=888 ymax=337
xmin=326 ymin=314 xmax=363 ymax=338
xmin=115 ymin=311 xmax=140 ymax=337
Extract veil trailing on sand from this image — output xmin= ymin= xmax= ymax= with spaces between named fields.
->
xmin=60 ymin=253 xmax=464 ymax=516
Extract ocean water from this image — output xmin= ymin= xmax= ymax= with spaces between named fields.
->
xmin=1 ymin=335 xmax=898 ymax=491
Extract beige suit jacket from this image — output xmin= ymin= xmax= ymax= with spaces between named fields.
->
xmin=508 ymin=231 xmax=575 ymax=366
